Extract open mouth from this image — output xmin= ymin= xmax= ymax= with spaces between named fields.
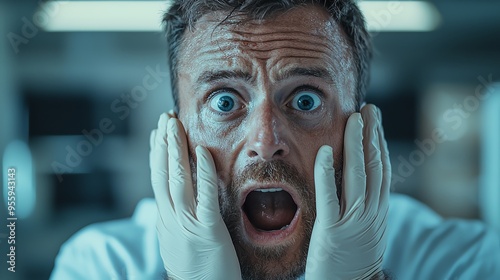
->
xmin=241 ymin=185 xmax=300 ymax=244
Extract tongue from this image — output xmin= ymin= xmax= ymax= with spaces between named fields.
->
xmin=243 ymin=190 xmax=297 ymax=231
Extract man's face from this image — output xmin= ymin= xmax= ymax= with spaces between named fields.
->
xmin=177 ymin=5 xmax=356 ymax=279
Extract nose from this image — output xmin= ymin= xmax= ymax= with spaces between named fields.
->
xmin=245 ymin=105 xmax=290 ymax=161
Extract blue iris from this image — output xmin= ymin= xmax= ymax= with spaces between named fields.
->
xmin=217 ymin=95 xmax=235 ymax=112
xmin=296 ymin=95 xmax=315 ymax=111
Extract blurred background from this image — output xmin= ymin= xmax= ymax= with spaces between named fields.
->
xmin=0 ymin=0 xmax=499 ymax=279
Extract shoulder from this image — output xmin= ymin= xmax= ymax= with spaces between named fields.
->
xmin=50 ymin=199 xmax=164 ymax=280
xmin=385 ymin=193 xmax=500 ymax=279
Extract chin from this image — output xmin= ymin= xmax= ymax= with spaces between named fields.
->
xmin=239 ymin=241 xmax=308 ymax=280
xmin=234 ymin=217 xmax=311 ymax=280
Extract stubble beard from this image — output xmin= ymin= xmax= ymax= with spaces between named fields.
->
xmin=189 ymin=156 xmax=343 ymax=280
xmin=218 ymin=160 xmax=343 ymax=280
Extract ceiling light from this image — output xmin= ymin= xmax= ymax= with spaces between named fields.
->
xmin=39 ymin=1 xmax=169 ymax=32
xmin=360 ymin=1 xmax=441 ymax=32
xmin=39 ymin=1 xmax=440 ymax=32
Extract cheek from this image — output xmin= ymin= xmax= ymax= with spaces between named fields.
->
xmin=179 ymin=111 xmax=243 ymax=184
xmin=299 ymin=113 xmax=346 ymax=175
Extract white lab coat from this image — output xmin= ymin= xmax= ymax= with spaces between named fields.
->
xmin=50 ymin=194 xmax=500 ymax=279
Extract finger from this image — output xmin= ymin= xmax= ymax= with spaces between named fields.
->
xmin=360 ymin=105 xmax=383 ymax=209
xmin=377 ymin=108 xmax=392 ymax=211
xmin=342 ymin=113 xmax=366 ymax=215
xmin=314 ymin=145 xmax=340 ymax=225
xmin=167 ymin=118 xmax=196 ymax=217
xmin=167 ymin=109 xmax=176 ymax=119
xmin=149 ymin=129 xmax=157 ymax=151
xmin=150 ymin=113 xmax=174 ymax=224
xmin=195 ymin=146 xmax=221 ymax=225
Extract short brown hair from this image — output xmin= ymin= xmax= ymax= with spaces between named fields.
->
xmin=163 ymin=0 xmax=372 ymax=111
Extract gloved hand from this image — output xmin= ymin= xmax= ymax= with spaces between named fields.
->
xmin=305 ymin=104 xmax=391 ymax=279
xmin=149 ymin=112 xmax=242 ymax=280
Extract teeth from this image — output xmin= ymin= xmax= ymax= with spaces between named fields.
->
xmin=254 ymin=188 xmax=283 ymax=193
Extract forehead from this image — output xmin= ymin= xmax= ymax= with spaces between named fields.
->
xmin=177 ymin=4 xmax=354 ymax=94
xmin=187 ymin=4 xmax=338 ymax=41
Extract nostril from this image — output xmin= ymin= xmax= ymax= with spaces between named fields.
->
xmin=247 ymin=146 xmax=288 ymax=160
xmin=248 ymin=150 xmax=259 ymax=157
xmin=273 ymin=149 xmax=285 ymax=157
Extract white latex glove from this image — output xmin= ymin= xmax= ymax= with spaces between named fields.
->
xmin=149 ymin=112 xmax=242 ymax=280
xmin=305 ymin=105 xmax=391 ymax=279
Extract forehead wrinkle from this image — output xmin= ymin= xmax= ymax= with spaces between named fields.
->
xmin=231 ymin=29 xmax=330 ymax=41
xmin=230 ymin=29 xmax=334 ymax=52
xmin=181 ymin=11 xmax=342 ymax=68
xmin=199 ymin=29 xmax=335 ymax=60
xmin=182 ymin=33 xmax=246 ymax=73
xmin=265 ymin=52 xmax=338 ymax=84
xmin=232 ymin=40 xmax=334 ymax=56
xmin=273 ymin=66 xmax=336 ymax=85
xmin=189 ymin=49 xmax=259 ymax=90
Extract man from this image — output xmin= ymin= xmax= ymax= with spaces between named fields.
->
xmin=51 ymin=1 xmax=500 ymax=279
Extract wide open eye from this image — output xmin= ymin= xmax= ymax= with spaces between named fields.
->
xmin=290 ymin=90 xmax=322 ymax=111
xmin=209 ymin=91 xmax=240 ymax=113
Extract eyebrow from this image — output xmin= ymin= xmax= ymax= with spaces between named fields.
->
xmin=196 ymin=69 xmax=253 ymax=85
xmin=195 ymin=66 xmax=334 ymax=87
xmin=276 ymin=67 xmax=334 ymax=84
